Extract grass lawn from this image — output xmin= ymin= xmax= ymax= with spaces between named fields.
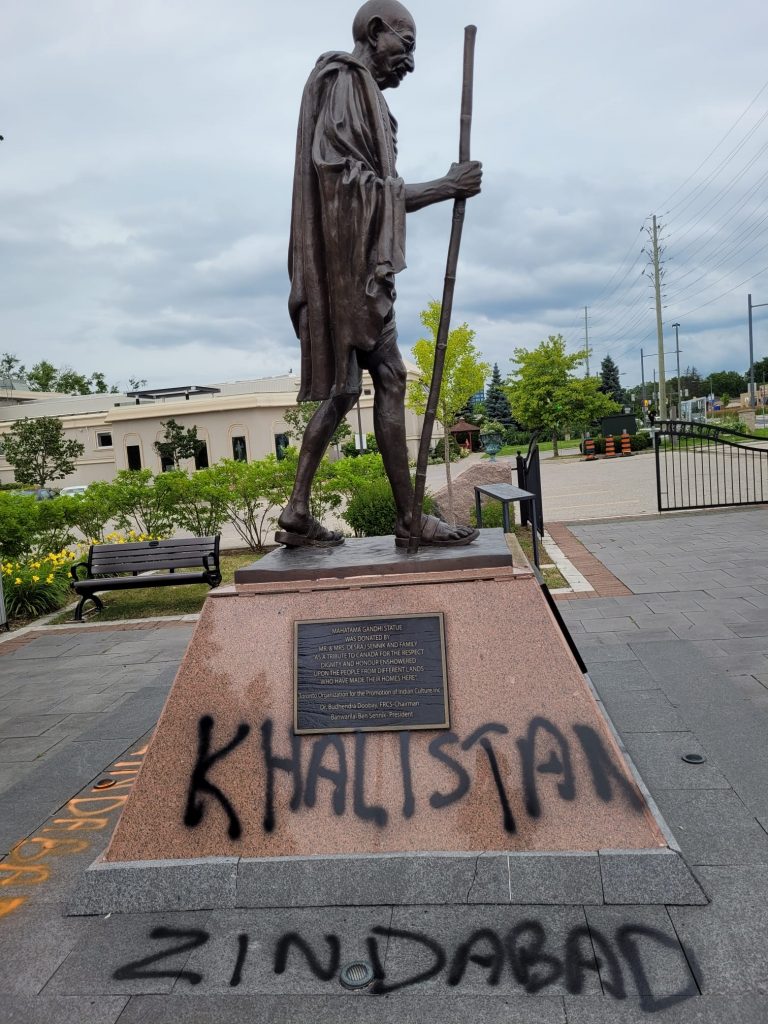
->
xmin=511 ymin=526 xmax=568 ymax=590
xmin=49 ymin=551 xmax=260 ymax=624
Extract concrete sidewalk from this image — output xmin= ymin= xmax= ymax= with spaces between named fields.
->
xmin=0 ymin=508 xmax=767 ymax=1021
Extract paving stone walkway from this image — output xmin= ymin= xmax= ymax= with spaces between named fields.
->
xmin=0 ymin=508 xmax=767 ymax=1022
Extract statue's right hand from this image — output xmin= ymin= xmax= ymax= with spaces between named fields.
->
xmin=446 ymin=160 xmax=483 ymax=198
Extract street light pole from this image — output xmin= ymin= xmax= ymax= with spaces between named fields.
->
xmin=640 ymin=348 xmax=646 ymax=405
xmin=672 ymin=322 xmax=682 ymax=419
xmin=748 ymin=294 xmax=768 ymax=408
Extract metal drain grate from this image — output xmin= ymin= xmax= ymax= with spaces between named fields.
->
xmin=339 ymin=960 xmax=374 ymax=990
xmin=681 ymin=753 xmax=706 ymax=764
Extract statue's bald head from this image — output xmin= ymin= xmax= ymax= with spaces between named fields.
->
xmin=352 ymin=0 xmax=415 ymax=43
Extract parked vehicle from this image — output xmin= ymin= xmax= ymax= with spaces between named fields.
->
xmin=60 ymin=485 xmax=88 ymax=497
xmin=11 ymin=488 xmax=57 ymax=500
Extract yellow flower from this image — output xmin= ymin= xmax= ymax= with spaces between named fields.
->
xmin=32 ymin=574 xmax=40 ymax=582
xmin=46 ymin=574 xmax=54 ymax=583
xmin=14 ymin=577 xmax=22 ymax=585
xmin=31 ymin=561 xmax=40 ymax=569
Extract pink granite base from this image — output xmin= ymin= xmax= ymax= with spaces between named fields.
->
xmin=105 ymin=568 xmax=664 ymax=862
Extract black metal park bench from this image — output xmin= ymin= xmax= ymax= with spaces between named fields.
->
xmin=70 ymin=536 xmax=222 ymax=622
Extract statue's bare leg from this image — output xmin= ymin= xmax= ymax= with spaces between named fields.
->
xmin=366 ymin=350 xmax=478 ymax=545
xmin=277 ymin=393 xmax=357 ymax=545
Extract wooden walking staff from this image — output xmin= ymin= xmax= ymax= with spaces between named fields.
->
xmin=407 ymin=25 xmax=477 ymax=554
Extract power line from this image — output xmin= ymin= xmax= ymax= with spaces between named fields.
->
xmin=660 ymin=75 xmax=768 ymax=213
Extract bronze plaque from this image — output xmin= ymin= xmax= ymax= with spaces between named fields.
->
xmin=294 ymin=613 xmax=449 ymax=734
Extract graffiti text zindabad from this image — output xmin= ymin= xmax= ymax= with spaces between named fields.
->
xmin=114 ymin=917 xmax=700 ymax=1014
xmin=182 ymin=716 xmax=644 ymax=838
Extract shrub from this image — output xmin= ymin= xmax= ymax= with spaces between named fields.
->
xmin=333 ymin=453 xmax=387 ymax=498
xmin=0 ymin=493 xmax=40 ymax=559
xmin=204 ymin=457 xmax=289 ymax=552
xmin=104 ymin=470 xmax=176 ymax=537
xmin=65 ymin=488 xmax=118 ymax=544
xmin=31 ymin=497 xmax=78 ymax=556
xmin=1 ymin=551 xmax=74 ymax=619
xmin=153 ymin=469 xmax=231 ymax=538
xmin=431 ymin=436 xmax=461 ymax=463
xmin=342 ymin=478 xmax=437 ymax=537
xmin=340 ymin=432 xmax=379 ymax=458
xmin=469 ymin=499 xmax=512 ymax=529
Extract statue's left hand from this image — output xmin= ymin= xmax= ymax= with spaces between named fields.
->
xmin=446 ymin=160 xmax=483 ymax=198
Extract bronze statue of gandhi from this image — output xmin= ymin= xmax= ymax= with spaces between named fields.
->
xmin=277 ymin=0 xmax=482 ymax=548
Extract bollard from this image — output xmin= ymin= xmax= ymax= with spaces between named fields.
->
xmin=583 ymin=437 xmax=596 ymax=461
xmin=604 ymin=434 xmax=617 ymax=458
xmin=619 ymin=430 xmax=633 ymax=457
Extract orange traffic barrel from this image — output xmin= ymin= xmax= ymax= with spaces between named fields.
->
xmin=604 ymin=434 xmax=617 ymax=458
xmin=619 ymin=430 xmax=633 ymax=456
xmin=583 ymin=437 xmax=596 ymax=461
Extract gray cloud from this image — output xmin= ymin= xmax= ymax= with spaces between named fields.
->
xmin=3 ymin=0 xmax=768 ymax=392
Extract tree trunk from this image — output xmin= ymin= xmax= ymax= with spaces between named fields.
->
xmin=443 ymin=429 xmax=456 ymax=525
xmin=552 ymin=429 xmax=559 ymax=458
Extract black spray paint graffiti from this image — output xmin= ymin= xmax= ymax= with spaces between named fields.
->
xmin=183 ymin=715 xmax=644 ymax=839
xmin=113 ymin=919 xmax=701 ymax=1014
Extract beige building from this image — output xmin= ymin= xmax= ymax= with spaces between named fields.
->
xmin=0 ymin=369 xmax=436 ymax=487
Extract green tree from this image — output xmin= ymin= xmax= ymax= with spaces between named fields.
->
xmin=19 ymin=358 xmax=119 ymax=394
xmin=0 ymin=416 xmax=85 ymax=487
xmin=153 ymin=470 xmax=231 ymax=538
xmin=153 ymin=418 xmax=204 ymax=469
xmin=0 ymin=353 xmax=26 ymax=387
xmin=95 ymin=470 xmax=175 ymax=536
xmin=709 ymin=370 xmax=746 ymax=401
xmin=506 ymin=335 xmax=619 ymax=456
xmin=485 ymin=363 xmax=512 ymax=425
xmin=406 ymin=301 xmax=490 ymax=523
xmin=26 ymin=361 xmax=60 ymax=392
xmin=599 ymin=354 xmax=623 ymax=403
xmin=283 ymin=401 xmax=352 ymax=449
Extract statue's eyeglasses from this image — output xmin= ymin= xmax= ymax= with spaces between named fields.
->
xmin=380 ymin=20 xmax=416 ymax=54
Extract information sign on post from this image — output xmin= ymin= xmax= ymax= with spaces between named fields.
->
xmin=294 ymin=613 xmax=449 ymax=735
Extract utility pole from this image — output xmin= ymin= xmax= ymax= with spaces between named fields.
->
xmin=584 ymin=306 xmax=590 ymax=377
xmin=652 ymin=215 xmax=667 ymax=418
xmin=671 ymin=322 xmax=682 ymax=419
xmin=747 ymin=294 xmax=768 ymax=408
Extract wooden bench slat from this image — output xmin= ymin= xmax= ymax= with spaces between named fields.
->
xmin=92 ymin=541 xmax=217 ymax=554
xmin=90 ymin=556 xmax=215 ymax=573
xmin=72 ymin=536 xmax=221 ymax=621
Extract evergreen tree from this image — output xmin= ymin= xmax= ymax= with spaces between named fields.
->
xmin=599 ymin=355 xmax=623 ymax=403
xmin=484 ymin=363 xmax=512 ymax=424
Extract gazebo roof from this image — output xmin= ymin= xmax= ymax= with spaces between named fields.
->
xmin=449 ymin=418 xmax=480 ymax=433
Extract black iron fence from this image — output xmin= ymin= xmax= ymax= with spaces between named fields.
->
xmin=654 ymin=419 xmax=768 ymax=512
xmin=516 ymin=431 xmax=544 ymax=535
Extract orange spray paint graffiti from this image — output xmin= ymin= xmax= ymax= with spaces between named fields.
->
xmin=0 ymin=743 xmax=148 ymax=919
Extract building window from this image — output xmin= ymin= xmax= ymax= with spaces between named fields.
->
xmin=96 ymin=431 xmax=113 ymax=448
xmin=363 ymin=388 xmax=372 ymax=396
xmin=194 ymin=441 xmax=209 ymax=470
xmin=275 ymin=433 xmax=289 ymax=460
xmin=231 ymin=435 xmax=247 ymax=462
xmin=126 ymin=445 xmax=142 ymax=471
xmin=160 ymin=454 xmax=175 ymax=472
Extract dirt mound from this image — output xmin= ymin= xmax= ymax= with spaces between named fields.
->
xmin=431 ymin=459 xmax=514 ymax=526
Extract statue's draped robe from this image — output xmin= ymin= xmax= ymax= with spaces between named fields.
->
xmin=289 ymin=52 xmax=407 ymax=402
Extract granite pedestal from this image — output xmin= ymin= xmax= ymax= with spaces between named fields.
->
xmin=71 ymin=531 xmax=704 ymax=913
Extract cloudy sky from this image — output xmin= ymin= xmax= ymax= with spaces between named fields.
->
xmin=3 ymin=0 xmax=768 ymax=393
